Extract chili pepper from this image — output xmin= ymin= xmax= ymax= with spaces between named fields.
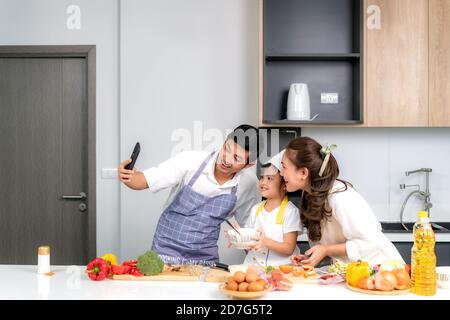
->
xmin=86 ymin=258 xmax=109 ymax=281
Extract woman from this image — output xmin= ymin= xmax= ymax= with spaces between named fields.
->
xmin=280 ymin=137 xmax=403 ymax=267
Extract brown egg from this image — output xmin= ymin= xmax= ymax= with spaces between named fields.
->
xmin=247 ymin=266 xmax=258 ymax=274
xmin=248 ymin=281 xmax=265 ymax=292
xmin=245 ymin=272 xmax=259 ymax=283
xmin=238 ymin=282 xmax=249 ymax=292
xmin=256 ymin=279 xmax=266 ymax=287
xmin=226 ymin=279 xmax=238 ymax=291
xmin=233 ymin=271 xmax=246 ymax=283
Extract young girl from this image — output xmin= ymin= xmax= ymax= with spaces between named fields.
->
xmin=280 ymin=137 xmax=403 ymax=267
xmin=241 ymin=151 xmax=302 ymax=266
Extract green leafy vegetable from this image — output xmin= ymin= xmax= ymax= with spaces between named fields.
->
xmin=265 ymin=266 xmax=274 ymax=274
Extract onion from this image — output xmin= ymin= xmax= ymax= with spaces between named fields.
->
xmin=366 ymin=277 xmax=376 ymax=290
xmin=374 ymin=271 xmax=397 ymax=291
xmin=392 ymin=268 xmax=410 ymax=290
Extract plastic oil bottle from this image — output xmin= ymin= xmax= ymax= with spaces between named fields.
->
xmin=411 ymin=211 xmax=436 ymax=296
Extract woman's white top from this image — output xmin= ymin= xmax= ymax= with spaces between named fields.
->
xmin=315 ymin=181 xmax=404 ymax=265
xmin=244 ymin=200 xmax=302 ymax=266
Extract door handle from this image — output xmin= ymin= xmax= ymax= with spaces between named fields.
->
xmin=61 ymin=192 xmax=87 ymax=201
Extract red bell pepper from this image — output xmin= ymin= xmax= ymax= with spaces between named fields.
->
xmin=86 ymin=258 xmax=109 ymax=281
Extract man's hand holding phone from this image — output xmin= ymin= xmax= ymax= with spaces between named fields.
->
xmin=118 ymin=159 xmax=137 ymax=183
xmin=118 ymin=142 xmax=148 ymax=190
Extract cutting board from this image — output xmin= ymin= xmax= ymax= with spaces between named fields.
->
xmin=112 ymin=265 xmax=231 ymax=282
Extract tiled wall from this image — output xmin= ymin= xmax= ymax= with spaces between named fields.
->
xmin=302 ymin=128 xmax=450 ymax=223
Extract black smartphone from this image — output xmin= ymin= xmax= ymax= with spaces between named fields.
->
xmin=125 ymin=142 xmax=140 ymax=170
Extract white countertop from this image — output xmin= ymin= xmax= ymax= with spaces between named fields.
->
xmin=1 ymin=265 xmax=448 ymax=300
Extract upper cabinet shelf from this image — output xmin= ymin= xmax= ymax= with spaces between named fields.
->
xmin=264 ymin=0 xmax=362 ymax=55
xmin=265 ymin=53 xmax=361 ymax=62
xmin=260 ymin=0 xmax=364 ymax=127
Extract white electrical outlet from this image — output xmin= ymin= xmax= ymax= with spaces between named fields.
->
xmin=321 ymin=93 xmax=339 ymax=104
xmin=101 ymin=168 xmax=118 ymax=179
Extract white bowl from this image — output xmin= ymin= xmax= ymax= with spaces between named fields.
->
xmin=228 ymin=264 xmax=249 ymax=274
xmin=227 ymin=228 xmax=259 ymax=249
xmin=436 ymin=266 xmax=450 ymax=290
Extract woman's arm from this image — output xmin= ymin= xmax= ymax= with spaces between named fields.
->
xmin=325 ymin=243 xmax=347 ymax=257
xmin=249 ymin=231 xmax=298 ymax=257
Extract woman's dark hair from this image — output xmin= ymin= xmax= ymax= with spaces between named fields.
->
xmin=285 ymin=137 xmax=349 ymax=241
xmin=226 ymin=124 xmax=263 ymax=163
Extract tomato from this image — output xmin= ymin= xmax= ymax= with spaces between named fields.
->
xmin=271 ymin=270 xmax=284 ymax=281
xmin=129 ymin=267 xmax=144 ymax=277
xmin=111 ymin=265 xmax=131 ymax=275
xmin=279 ymin=265 xmax=294 ymax=274
xmin=122 ymin=260 xmax=138 ymax=267
xmin=404 ymin=264 xmax=411 ymax=277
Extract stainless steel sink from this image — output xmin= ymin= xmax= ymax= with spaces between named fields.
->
xmin=381 ymin=222 xmax=450 ymax=233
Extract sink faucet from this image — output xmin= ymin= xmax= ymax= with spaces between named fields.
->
xmin=399 ymin=168 xmax=433 ymax=231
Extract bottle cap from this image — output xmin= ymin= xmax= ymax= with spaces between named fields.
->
xmin=418 ymin=211 xmax=429 ymax=219
xmin=38 ymin=246 xmax=50 ymax=255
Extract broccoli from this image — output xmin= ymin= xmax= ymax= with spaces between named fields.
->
xmin=137 ymin=250 xmax=165 ymax=276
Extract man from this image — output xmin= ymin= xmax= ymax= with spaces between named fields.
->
xmin=118 ymin=125 xmax=261 ymax=263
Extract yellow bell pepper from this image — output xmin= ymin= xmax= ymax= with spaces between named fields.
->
xmin=101 ymin=253 xmax=118 ymax=267
xmin=346 ymin=260 xmax=371 ymax=287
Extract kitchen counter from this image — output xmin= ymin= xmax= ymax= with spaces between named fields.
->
xmin=1 ymin=265 xmax=448 ymax=300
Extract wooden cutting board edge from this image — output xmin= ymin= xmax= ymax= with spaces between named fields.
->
xmin=112 ymin=267 xmax=232 ymax=282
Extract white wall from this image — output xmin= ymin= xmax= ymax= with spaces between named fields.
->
xmin=0 ymin=0 xmax=121 ymax=256
xmin=119 ymin=0 xmax=259 ymax=264
xmin=302 ymin=128 xmax=450 ymax=223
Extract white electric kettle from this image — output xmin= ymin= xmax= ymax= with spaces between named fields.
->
xmin=287 ymin=83 xmax=318 ymax=121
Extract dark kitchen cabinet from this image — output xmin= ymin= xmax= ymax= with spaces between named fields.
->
xmin=260 ymin=0 xmax=364 ymax=127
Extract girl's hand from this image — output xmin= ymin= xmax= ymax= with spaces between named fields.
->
xmin=224 ymin=221 xmax=241 ymax=248
xmin=301 ymin=245 xmax=329 ymax=267
xmin=248 ymin=228 xmax=265 ymax=252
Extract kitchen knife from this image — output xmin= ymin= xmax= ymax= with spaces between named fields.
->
xmin=212 ymin=262 xmax=230 ymax=272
